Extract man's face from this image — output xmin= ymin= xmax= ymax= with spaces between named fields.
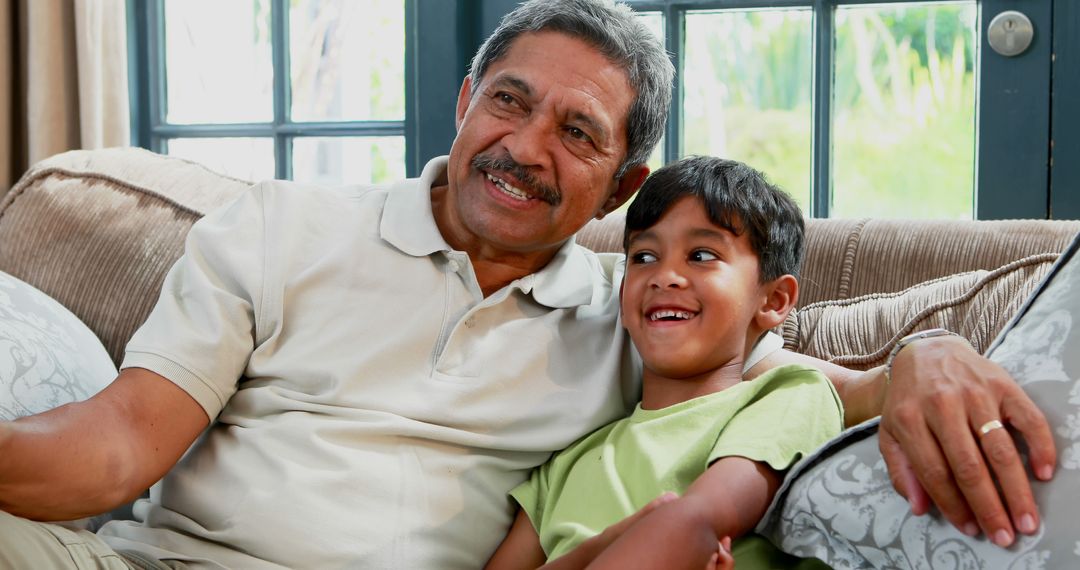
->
xmin=440 ymin=31 xmax=647 ymax=258
xmin=621 ymin=196 xmax=768 ymax=380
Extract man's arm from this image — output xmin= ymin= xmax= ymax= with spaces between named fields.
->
xmin=747 ymin=338 xmax=1056 ymax=547
xmin=0 ymin=367 xmax=209 ymax=521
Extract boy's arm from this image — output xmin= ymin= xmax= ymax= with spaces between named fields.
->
xmin=486 ymin=495 xmax=682 ymax=570
xmin=585 ymin=456 xmax=781 ymax=569
xmin=485 ymin=510 xmax=548 ymax=570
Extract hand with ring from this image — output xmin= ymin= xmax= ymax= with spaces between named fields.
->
xmin=877 ymin=334 xmax=1056 ymax=547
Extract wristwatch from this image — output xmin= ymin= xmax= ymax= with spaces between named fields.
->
xmin=883 ymin=328 xmax=961 ymax=386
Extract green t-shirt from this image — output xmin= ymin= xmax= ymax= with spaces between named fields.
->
xmin=511 ymin=364 xmax=843 ymax=568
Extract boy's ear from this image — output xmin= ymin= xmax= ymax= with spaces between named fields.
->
xmin=754 ymin=274 xmax=798 ymax=331
xmin=599 ymin=163 xmax=649 ymax=219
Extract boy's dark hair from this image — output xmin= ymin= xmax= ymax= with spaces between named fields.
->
xmin=623 ymin=156 xmax=805 ymax=282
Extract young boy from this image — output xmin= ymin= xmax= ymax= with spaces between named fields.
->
xmin=485 ymin=156 xmax=844 ymax=569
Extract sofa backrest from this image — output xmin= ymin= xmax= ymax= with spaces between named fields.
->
xmin=0 ymin=148 xmax=250 ymax=364
xmin=579 ymin=215 xmax=1080 ymax=307
xmin=3 ymin=147 xmax=1078 ymax=368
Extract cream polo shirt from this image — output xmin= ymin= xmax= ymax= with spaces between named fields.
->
xmin=98 ymin=157 xmax=783 ymax=569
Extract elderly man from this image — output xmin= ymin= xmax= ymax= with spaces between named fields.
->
xmin=0 ymin=0 xmax=1054 ymax=568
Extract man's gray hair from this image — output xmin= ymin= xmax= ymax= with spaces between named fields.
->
xmin=469 ymin=0 xmax=673 ymax=178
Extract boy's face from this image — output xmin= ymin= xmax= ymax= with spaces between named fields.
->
xmin=621 ymin=196 xmax=770 ymax=380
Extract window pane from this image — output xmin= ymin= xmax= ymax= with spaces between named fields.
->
xmin=167 ymin=138 xmax=275 ymax=181
xmin=293 ymin=137 xmax=406 ymax=186
xmin=163 ymin=0 xmax=273 ymax=124
xmin=832 ymin=2 xmax=977 ymax=219
xmin=683 ymin=10 xmax=813 ymax=212
xmin=290 ymin=0 xmax=405 ymax=122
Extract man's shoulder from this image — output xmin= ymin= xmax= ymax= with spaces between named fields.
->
xmin=565 ymin=246 xmax=625 ymax=288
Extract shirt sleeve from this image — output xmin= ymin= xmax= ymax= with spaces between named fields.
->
xmin=120 ymin=183 xmax=268 ymax=419
xmin=708 ymin=365 xmax=844 ymax=471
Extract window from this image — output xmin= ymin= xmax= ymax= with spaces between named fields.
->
xmin=130 ymin=0 xmax=1071 ymax=219
xmin=627 ymin=0 xmax=1059 ymax=219
xmin=129 ymin=0 xmax=408 ymax=185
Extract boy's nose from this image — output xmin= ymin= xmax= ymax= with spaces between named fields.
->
xmin=649 ymin=265 xmax=689 ymax=289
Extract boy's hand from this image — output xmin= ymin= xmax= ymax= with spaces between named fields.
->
xmin=705 ymin=536 xmax=734 ymax=570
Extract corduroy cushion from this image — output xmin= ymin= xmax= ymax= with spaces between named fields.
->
xmin=781 ymin=253 xmax=1060 ymax=370
xmin=0 ymin=148 xmax=251 ymax=365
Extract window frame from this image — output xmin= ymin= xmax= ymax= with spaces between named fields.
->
xmin=128 ymin=0 xmax=1074 ymax=219
xmin=127 ymin=0 xmax=416 ymax=180
xmin=624 ymin=0 xmax=1058 ymax=219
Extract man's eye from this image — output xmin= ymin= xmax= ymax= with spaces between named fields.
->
xmin=495 ymin=92 xmax=517 ymax=106
xmin=566 ymin=126 xmax=591 ymax=143
xmin=689 ymin=250 xmax=718 ymax=262
xmin=630 ymin=251 xmax=657 ymax=264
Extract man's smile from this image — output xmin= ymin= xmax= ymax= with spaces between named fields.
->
xmin=486 ymin=172 xmax=533 ymax=201
xmin=471 ymin=153 xmax=562 ymax=206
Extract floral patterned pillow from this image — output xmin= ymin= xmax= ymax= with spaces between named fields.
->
xmin=0 ymin=270 xmax=116 ymax=421
xmin=757 ymin=232 xmax=1080 ymax=568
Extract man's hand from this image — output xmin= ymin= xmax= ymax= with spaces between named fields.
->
xmin=879 ymin=335 xmax=1056 ymax=547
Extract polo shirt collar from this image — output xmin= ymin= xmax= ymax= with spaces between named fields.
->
xmin=527 ymin=238 xmax=597 ymax=309
xmin=381 ymin=156 xmax=599 ymax=309
xmin=380 ymin=156 xmax=453 ymax=257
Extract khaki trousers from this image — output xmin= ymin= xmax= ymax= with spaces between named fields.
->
xmin=0 ymin=510 xmax=183 ymax=570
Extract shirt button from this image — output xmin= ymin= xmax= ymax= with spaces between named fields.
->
xmin=465 ymin=317 xmax=476 ymax=328
xmin=448 ymin=260 xmax=461 ymax=273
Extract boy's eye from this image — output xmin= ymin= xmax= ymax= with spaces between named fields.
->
xmin=630 ymin=251 xmax=657 ymax=264
xmin=689 ymin=249 xmax=718 ymax=262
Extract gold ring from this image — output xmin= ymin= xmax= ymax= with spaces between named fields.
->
xmin=979 ymin=419 xmax=1005 ymax=437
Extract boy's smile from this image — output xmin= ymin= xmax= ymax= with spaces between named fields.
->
xmin=622 ymin=196 xmax=774 ymax=407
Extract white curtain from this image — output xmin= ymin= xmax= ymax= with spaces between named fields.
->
xmin=1 ymin=0 xmax=130 ymax=191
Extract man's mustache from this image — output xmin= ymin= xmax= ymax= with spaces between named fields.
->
xmin=472 ymin=154 xmax=562 ymax=206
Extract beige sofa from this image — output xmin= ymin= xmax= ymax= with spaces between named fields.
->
xmin=5 ymin=147 xmax=1075 ymax=374
xmin=2 ymin=146 xmax=1078 ymax=558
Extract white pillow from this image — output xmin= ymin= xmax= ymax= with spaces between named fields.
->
xmin=0 ymin=270 xmax=116 ymax=420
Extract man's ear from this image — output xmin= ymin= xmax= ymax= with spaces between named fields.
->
xmin=455 ymin=76 xmax=473 ymax=131
xmin=754 ymin=274 xmax=798 ymax=331
xmin=599 ymin=163 xmax=650 ymax=218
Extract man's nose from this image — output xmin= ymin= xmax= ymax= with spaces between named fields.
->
xmin=503 ymin=115 xmax=554 ymax=169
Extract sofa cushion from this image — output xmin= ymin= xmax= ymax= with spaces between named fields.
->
xmin=0 ymin=148 xmax=251 ymax=365
xmin=0 ymin=269 xmax=115 ymax=420
xmin=781 ymin=253 xmax=1059 ymax=370
xmin=758 ymin=231 xmax=1080 ymax=568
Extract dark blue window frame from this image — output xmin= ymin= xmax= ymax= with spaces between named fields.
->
xmin=127 ymin=0 xmax=417 ymax=179
xmin=624 ymin=0 xmax=1066 ymax=219
xmin=129 ymin=0 xmax=1076 ymax=219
